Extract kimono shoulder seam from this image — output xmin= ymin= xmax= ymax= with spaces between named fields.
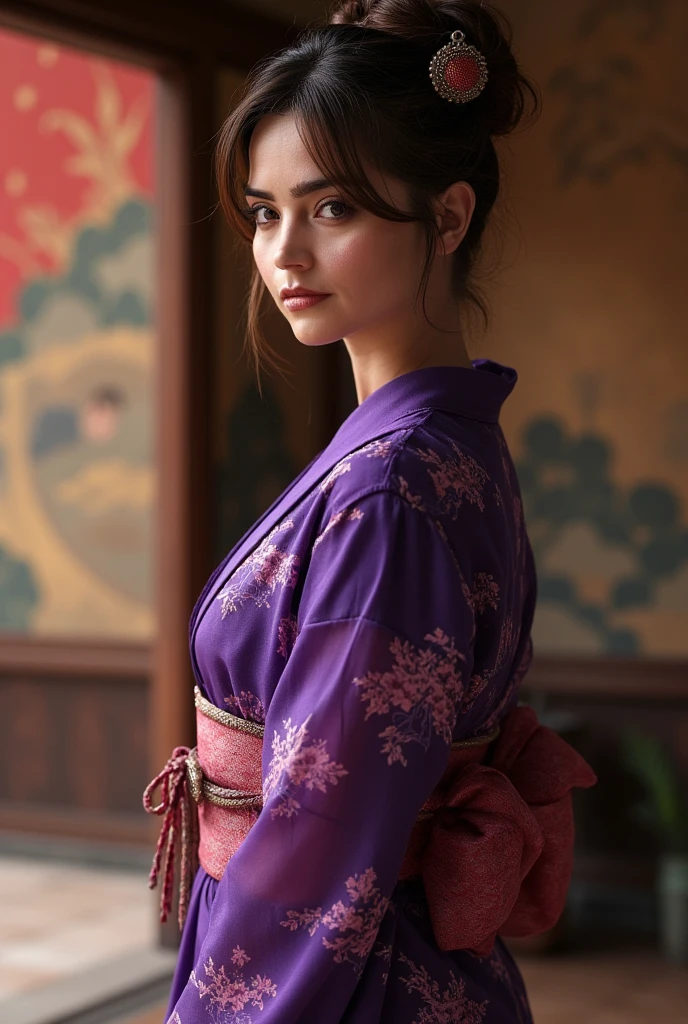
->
xmin=324 ymin=483 xmax=435 ymax=524
xmin=317 ymin=486 xmax=475 ymax=614
xmin=318 ymin=418 xmax=430 ymax=503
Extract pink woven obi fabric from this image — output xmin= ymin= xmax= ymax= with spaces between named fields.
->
xmin=144 ymin=687 xmax=596 ymax=952
xmin=194 ymin=697 xmax=264 ymax=881
xmin=397 ymin=705 xmax=597 ymax=954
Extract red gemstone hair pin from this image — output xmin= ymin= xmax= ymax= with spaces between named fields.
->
xmin=429 ymin=30 xmax=489 ymax=104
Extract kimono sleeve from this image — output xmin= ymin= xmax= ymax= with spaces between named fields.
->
xmin=167 ymin=488 xmax=477 ymax=1024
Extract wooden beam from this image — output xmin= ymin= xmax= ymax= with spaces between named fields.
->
xmin=525 ymin=654 xmax=688 ymax=700
xmin=0 ymin=802 xmax=149 ymax=844
xmin=0 ymin=637 xmax=150 ymax=676
xmin=0 ymin=0 xmax=293 ymax=68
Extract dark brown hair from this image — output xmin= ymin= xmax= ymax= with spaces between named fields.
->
xmin=214 ymin=0 xmax=539 ymax=382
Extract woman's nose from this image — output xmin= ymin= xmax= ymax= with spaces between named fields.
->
xmin=273 ymin=220 xmax=313 ymax=271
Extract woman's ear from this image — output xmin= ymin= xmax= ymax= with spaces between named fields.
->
xmin=434 ymin=181 xmax=476 ymax=257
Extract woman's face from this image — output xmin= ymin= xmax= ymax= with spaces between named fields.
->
xmin=245 ymin=113 xmax=429 ymax=349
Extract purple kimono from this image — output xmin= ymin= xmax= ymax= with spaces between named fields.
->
xmin=165 ymin=360 xmax=537 ymax=1024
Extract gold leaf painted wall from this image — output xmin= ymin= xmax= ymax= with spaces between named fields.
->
xmin=0 ymin=27 xmax=156 ymax=638
xmin=482 ymin=0 xmax=688 ymax=657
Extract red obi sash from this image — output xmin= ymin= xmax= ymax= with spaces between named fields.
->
xmin=144 ymin=687 xmax=596 ymax=955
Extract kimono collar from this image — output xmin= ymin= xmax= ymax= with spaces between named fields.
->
xmin=331 ymin=358 xmax=517 ymax=456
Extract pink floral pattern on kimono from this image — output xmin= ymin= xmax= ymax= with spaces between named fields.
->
xmin=494 ymin=616 xmax=517 ymax=674
xmin=189 ymin=953 xmax=277 ymax=1022
xmin=354 ymin=627 xmax=466 ymax=767
xmin=462 ymin=668 xmax=496 ymax=716
xmin=463 ymin=615 xmax=518 ymax=717
xmin=374 ymin=941 xmax=394 ymax=985
xmin=319 ymin=459 xmax=352 ymax=495
xmin=281 ymin=867 xmax=389 ymax=975
xmin=320 ymin=438 xmax=398 ymax=495
xmin=224 ymin=691 xmax=266 ymax=725
xmin=470 ymin=573 xmax=500 ymax=614
xmin=263 ymin=716 xmax=348 ymax=819
xmin=480 ymin=634 xmax=534 ymax=735
xmin=216 ymin=520 xmax=299 ymax=616
xmin=398 ymin=952 xmax=489 ymax=1024
xmin=232 ymin=947 xmax=251 ymax=968
xmin=312 ymin=506 xmax=364 ymax=550
xmin=394 ymin=474 xmax=426 ymax=512
xmin=414 ymin=440 xmax=490 ymax=517
xmin=392 ymin=476 xmax=476 ymax=615
xmin=276 ymin=614 xmax=299 ymax=659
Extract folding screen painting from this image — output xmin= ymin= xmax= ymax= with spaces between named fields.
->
xmin=0 ymin=28 xmax=156 ymax=638
xmin=489 ymin=0 xmax=688 ymax=658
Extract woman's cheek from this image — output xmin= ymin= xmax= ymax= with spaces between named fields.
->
xmin=320 ymin=232 xmax=383 ymax=295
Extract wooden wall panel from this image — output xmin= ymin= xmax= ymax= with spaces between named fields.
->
xmin=0 ymin=673 xmax=149 ymax=841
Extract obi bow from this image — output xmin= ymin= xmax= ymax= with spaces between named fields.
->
xmin=404 ymin=705 xmax=597 ymax=956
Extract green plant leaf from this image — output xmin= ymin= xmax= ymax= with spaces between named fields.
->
xmin=621 ymin=731 xmax=688 ymax=852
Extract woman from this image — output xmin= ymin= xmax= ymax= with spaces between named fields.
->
xmin=147 ymin=3 xmax=597 ymax=1022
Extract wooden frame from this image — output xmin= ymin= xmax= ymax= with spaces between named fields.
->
xmin=0 ymin=801 xmax=150 ymax=844
xmin=0 ymin=0 xmax=293 ymax=66
xmin=526 ymin=654 xmax=688 ymax=701
xmin=0 ymin=636 xmax=150 ymax=676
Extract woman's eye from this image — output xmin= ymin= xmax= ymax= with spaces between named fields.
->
xmin=249 ymin=205 xmax=277 ymax=225
xmin=317 ymin=200 xmax=351 ymax=219
xmin=246 ymin=199 xmax=351 ymax=225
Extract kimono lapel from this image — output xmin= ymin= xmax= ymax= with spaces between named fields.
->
xmin=188 ymin=405 xmax=421 ymax=660
xmin=189 ymin=359 xmax=517 ymax=671
xmin=217 ymin=407 xmax=425 ymax=575
xmin=187 ymin=453 xmax=319 ymax=665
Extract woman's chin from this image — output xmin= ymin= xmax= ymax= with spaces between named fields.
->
xmin=289 ymin=325 xmax=347 ymax=348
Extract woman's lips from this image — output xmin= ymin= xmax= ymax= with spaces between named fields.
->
xmin=282 ymin=293 xmax=330 ymax=311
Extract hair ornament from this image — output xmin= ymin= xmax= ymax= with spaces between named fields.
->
xmin=429 ymin=30 xmax=489 ymax=104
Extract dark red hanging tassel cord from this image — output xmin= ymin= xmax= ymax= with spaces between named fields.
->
xmin=143 ymin=745 xmax=199 ymax=931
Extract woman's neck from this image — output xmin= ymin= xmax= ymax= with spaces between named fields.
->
xmin=344 ymin=322 xmax=473 ymax=405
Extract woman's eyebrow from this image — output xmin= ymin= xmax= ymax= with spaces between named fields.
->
xmin=244 ymin=177 xmax=334 ymax=200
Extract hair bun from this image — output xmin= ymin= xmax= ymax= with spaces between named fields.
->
xmin=329 ymin=0 xmax=537 ymax=138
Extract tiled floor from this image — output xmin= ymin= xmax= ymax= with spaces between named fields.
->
xmin=517 ymin=950 xmax=688 ymax=1023
xmin=114 ymin=1007 xmax=166 ymax=1024
xmin=0 ymin=854 xmax=156 ymax=1001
